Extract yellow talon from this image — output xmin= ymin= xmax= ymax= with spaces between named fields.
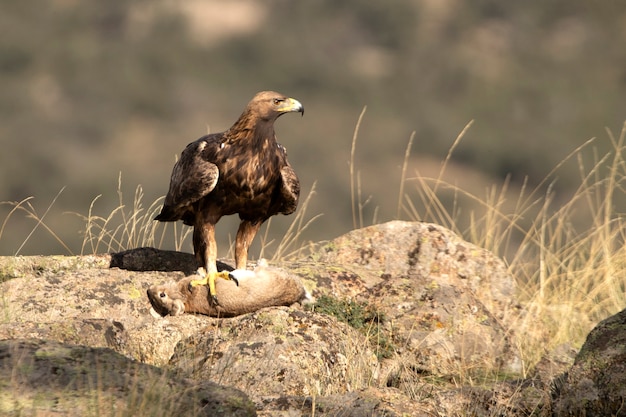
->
xmin=188 ymin=270 xmax=236 ymax=305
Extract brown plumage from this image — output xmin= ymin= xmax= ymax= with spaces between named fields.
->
xmin=154 ymin=91 xmax=303 ymax=304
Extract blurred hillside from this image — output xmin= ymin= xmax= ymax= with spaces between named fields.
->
xmin=1 ymin=0 xmax=626 ymax=257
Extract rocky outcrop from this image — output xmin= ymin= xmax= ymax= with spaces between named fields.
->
xmin=0 ymin=220 xmax=613 ymax=415
xmin=0 ymin=338 xmax=255 ymax=417
xmin=551 ymin=307 xmax=626 ymax=416
xmin=316 ymin=221 xmax=521 ymax=379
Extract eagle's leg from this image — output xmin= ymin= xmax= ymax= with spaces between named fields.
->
xmin=235 ymin=219 xmax=263 ymax=270
xmin=189 ymin=221 xmax=232 ymax=304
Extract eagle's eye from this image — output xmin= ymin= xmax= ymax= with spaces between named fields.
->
xmin=273 ymin=98 xmax=284 ymax=105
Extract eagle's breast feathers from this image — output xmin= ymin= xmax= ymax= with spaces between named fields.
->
xmin=155 ymin=92 xmax=301 ymax=226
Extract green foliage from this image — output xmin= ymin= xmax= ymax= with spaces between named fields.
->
xmin=311 ymin=294 xmax=394 ymax=359
xmin=312 ymin=294 xmax=379 ymax=329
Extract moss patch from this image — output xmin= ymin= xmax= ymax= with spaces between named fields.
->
xmin=310 ymin=295 xmax=395 ymax=359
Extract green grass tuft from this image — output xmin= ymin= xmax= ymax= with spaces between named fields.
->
xmin=310 ymin=294 xmax=394 ymax=359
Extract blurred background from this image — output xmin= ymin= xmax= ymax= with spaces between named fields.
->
xmin=1 ymin=0 xmax=626 ymax=258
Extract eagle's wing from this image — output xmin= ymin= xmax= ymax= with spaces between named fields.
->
xmin=155 ymin=139 xmax=219 ymax=221
xmin=279 ymin=163 xmax=300 ymax=215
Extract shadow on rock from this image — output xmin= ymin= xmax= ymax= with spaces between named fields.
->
xmin=110 ymin=247 xmax=233 ymax=275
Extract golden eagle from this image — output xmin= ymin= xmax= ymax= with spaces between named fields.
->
xmin=155 ymin=91 xmax=303 ymax=304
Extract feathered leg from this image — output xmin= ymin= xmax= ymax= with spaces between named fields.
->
xmin=189 ymin=221 xmax=233 ymax=304
xmin=235 ymin=219 xmax=263 ymax=270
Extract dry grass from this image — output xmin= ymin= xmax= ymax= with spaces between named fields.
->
xmin=0 ymin=172 xmax=321 ymax=262
xmin=345 ymin=117 xmax=626 ymax=387
xmin=395 ymin=121 xmax=626 ymax=375
xmin=0 ymin=188 xmax=72 ymax=256
xmin=72 ymin=173 xmax=173 ymax=255
xmin=259 ymin=181 xmax=323 ymax=262
xmin=1 ymin=342 xmax=225 ymax=417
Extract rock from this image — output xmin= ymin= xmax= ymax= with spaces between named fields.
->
xmin=169 ymin=308 xmax=379 ymax=399
xmin=437 ymin=380 xmax=548 ymax=416
xmin=318 ymin=221 xmax=521 ymax=377
xmin=0 ymin=221 xmax=540 ymax=415
xmin=531 ymin=343 xmax=577 ymax=388
xmin=0 ymin=254 xmax=109 ymax=282
xmin=0 ymin=338 xmax=256 ymax=417
xmin=110 ymin=247 xmax=233 ymax=275
xmin=318 ymin=221 xmax=517 ymax=320
xmin=551 ymin=307 xmax=626 ymax=416
xmin=0 ymin=262 xmax=210 ymax=366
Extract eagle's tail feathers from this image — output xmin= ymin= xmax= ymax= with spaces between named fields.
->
xmin=154 ymin=206 xmax=178 ymax=222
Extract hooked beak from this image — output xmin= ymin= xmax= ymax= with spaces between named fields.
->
xmin=278 ymin=97 xmax=304 ymax=116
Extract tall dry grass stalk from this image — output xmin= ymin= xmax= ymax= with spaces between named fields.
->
xmin=350 ymin=106 xmax=371 ymax=230
xmin=0 ymin=188 xmax=72 ymax=256
xmin=71 ymin=173 xmax=176 ymax=255
xmin=69 ymin=173 xmax=320 ymax=262
xmin=395 ymin=121 xmax=626 ymax=373
xmin=1 ymin=174 xmax=319 ymax=265
xmin=259 ymin=182 xmax=322 ymax=262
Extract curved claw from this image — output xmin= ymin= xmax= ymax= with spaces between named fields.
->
xmin=187 ymin=270 xmax=238 ymax=305
xmin=228 ymin=273 xmax=239 ymax=287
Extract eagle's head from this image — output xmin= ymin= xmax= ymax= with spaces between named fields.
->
xmin=247 ymin=91 xmax=304 ymax=121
